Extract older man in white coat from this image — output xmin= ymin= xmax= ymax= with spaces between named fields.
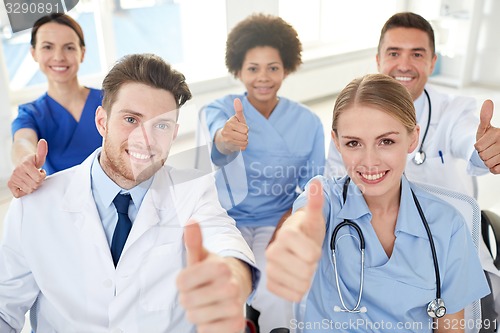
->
xmin=326 ymin=12 xmax=500 ymax=331
xmin=0 ymin=53 xmax=258 ymax=333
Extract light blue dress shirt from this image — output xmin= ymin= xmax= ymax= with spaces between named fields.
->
xmin=292 ymin=175 xmax=490 ymax=333
xmin=90 ymin=152 xmax=153 ymax=246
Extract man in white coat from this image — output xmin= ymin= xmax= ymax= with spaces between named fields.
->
xmin=325 ymin=12 xmax=500 ymax=331
xmin=0 ymin=53 xmax=258 ymax=333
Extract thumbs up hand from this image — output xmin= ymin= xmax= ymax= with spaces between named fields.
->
xmin=184 ymin=220 xmax=209 ymax=266
xmin=266 ymin=179 xmax=326 ymax=302
xmin=8 ymin=138 xmax=48 ymax=198
xmin=215 ymin=98 xmax=249 ymax=154
xmin=177 ymin=221 xmax=248 ymax=333
xmin=475 ymin=100 xmax=500 ymax=174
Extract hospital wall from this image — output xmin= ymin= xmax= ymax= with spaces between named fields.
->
xmin=473 ymin=0 xmax=500 ymax=87
xmin=2 ymin=0 xmax=500 ymax=185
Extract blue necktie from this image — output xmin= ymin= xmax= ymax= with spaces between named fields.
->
xmin=111 ymin=193 xmax=132 ymax=267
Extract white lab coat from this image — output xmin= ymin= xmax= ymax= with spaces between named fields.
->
xmin=0 ymin=151 xmax=256 ymax=333
xmin=326 ymin=84 xmax=488 ymax=197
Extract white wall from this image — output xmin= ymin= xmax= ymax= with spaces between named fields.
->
xmin=0 ymin=41 xmax=12 ymax=185
xmin=473 ymin=0 xmax=500 ymax=87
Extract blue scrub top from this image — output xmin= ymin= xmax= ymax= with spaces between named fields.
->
xmin=12 ymin=88 xmax=103 ymax=175
xmin=204 ymin=93 xmax=325 ymax=228
xmin=292 ymin=175 xmax=490 ymax=333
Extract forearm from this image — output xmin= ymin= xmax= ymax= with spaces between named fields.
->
xmin=11 ymin=130 xmax=38 ymax=166
xmin=11 ymin=140 xmax=36 ymax=166
xmin=224 ymin=257 xmax=252 ymax=303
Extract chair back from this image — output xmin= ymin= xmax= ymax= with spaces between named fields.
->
xmin=415 ymin=182 xmax=482 ymax=333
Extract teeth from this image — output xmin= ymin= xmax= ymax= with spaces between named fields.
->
xmin=51 ymin=66 xmax=67 ymax=71
xmin=361 ymin=172 xmax=386 ymax=181
xmin=394 ymin=76 xmax=412 ymax=82
xmin=129 ymin=151 xmax=151 ymax=160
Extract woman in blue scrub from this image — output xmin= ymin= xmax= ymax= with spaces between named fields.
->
xmin=8 ymin=13 xmax=102 ymax=198
xmin=266 ymin=74 xmax=490 ymax=332
xmin=203 ymin=13 xmax=325 ymax=333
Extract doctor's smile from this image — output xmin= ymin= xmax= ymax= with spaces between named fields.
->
xmin=126 ymin=149 xmax=155 ymax=161
xmin=359 ymin=171 xmax=388 ymax=182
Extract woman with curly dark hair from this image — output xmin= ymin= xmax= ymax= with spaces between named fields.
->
xmin=202 ymin=13 xmax=325 ymax=332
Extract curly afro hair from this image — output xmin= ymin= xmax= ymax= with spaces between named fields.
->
xmin=225 ymin=13 xmax=302 ymax=77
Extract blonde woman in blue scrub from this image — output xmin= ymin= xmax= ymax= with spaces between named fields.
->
xmin=266 ymin=74 xmax=489 ymax=333
xmin=203 ymin=13 xmax=325 ymax=332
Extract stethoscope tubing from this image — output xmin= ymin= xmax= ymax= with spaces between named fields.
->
xmin=330 ymin=177 xmax=443 ymax=316
xmin=413 ymin=89 xmax=432 ymax=165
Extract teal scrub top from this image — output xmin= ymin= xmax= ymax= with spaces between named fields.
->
xmin=204 ymin=93 xmax=325 ymax=228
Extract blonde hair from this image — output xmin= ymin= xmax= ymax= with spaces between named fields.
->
xmin=332 ymin=74 xmax=416 ymax=134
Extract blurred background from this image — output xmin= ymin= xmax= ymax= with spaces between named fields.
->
xmin=0 ymin=0 xmax=499 ymax=211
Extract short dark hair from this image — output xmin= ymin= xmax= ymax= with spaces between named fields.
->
xmin=102 ymin=53 xmax=192 ymax=115
xmin=31 ymin=13 xmax=85 ymax=48
xmin=225 ymin=13 xmax=302 ymax=76
xmin=378 ymin=12 xmax=435 ymax=55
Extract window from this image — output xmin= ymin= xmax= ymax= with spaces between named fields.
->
xmin=279 ymin=0 xmax=403 ymax=58
xmin=0 ymin=0 xmax=228 ymax=90
xmin=0 ymin=0 xmax=101 ymax=89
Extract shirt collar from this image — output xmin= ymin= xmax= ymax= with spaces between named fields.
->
xmin=336 ymin=176 xmax=371 ymax=222
xmin=396 ymin=176 xmax=430 ymax=239
xmin=335 ymin=176 xmax=429 ymax=239
xmin=90 ymin=152 xmax=153 ymax=210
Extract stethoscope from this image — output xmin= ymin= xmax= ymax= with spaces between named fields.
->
xmin=413 ymin=89 xmax=432 ymax=165
xmin=330 ymin=177 xmax=446 ymax=318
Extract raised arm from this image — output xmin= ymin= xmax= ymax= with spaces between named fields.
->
xmin=266 ymin=179 xmax=326 ymax=302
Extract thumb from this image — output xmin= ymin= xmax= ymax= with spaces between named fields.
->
xmin=35 ymin=139 xmax=48 ymax=169
xmin=477 ymin=99 xmax=494 ymax=140
xmin=184 ymin=221 xmax=209 ymax=266
xmin=300 ymin=179 xmax=324 ymax=239
xmin=234 ymin=98 xmax=246 ymax=124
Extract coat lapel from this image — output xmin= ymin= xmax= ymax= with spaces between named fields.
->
xmin=121 ymin=167 xmax=180 ymax=256
xmin=61 ymin=151 xmax=113 ymax=263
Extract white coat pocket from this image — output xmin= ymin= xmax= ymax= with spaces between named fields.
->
xmin=139 ymin=242 xmax=183 ymax=311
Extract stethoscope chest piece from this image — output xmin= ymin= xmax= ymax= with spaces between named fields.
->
xmin=413 ymin=151 xmax=426 ymax=165
xmin=427 ymin=298 xmax=446 ymax=318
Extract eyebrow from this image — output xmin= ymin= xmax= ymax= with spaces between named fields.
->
xmin=40 ymin=41 xmax=77 ymax=47
xmin=385 ymin=46 xmax=428 ymax=53
xmin=117 ymin=109 xmax=177 ymax=122
xmin=247 ymin=61 xmax=281 ymax=66
xmin=342 ymin=131 xmax=400 ymax=140
xmin=118 ymin=109 xmax=143 ymax=118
